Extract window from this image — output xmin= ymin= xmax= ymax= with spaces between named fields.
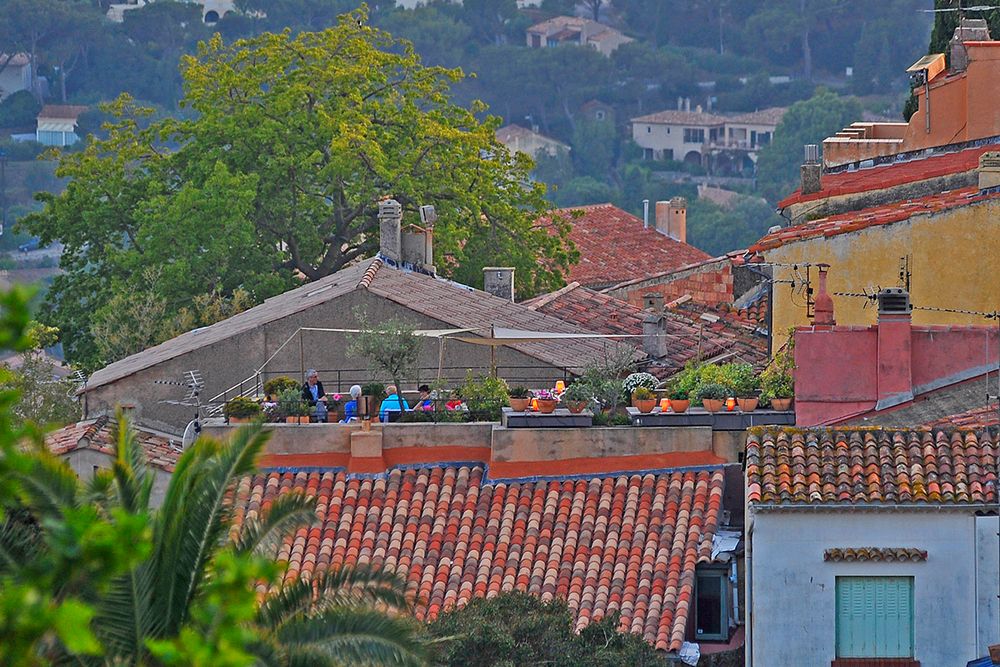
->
xmin=836 ymin=576 xmax=913 ymax=658
xmin=695 ymin=569 xmax=729 ymax=641
xmin=683 ymin=128 xmax=705 ymax=143
xmin=758 ymin=131 xmax=772 ymax=146
xmin=643 ymin=148 xmax=654 ymax=160
xmin=595 ymin=110 xmax=605 ymax=121
xmin=666 ymin=127 xmax=670 ymax=134
xmin=646 ymin=125 xmax=651 ymax=133
xmin=530 ymin=34 xmax=541 ymax=48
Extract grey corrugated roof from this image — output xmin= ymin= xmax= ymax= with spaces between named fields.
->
xmin=86 ymin=258 xmax=615 ymax=391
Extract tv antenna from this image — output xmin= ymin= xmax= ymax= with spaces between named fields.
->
xmin=154 ymin=370 xmax=205 ymax=448
xmin=921 ymin=5 xmax=998 ymax=12
xmin=66 ymin=369 xmax=87 ymax=398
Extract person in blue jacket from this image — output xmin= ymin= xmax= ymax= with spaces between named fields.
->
xmin=379 ymin=384 xmax=409 ymax=422
xmin=341 ymin=385 xmax=362 ymax=423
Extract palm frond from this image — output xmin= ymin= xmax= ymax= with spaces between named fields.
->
xmin=275 ymin=606 xmax=427 ymax=667
xmin=13 ymin=450 xmax=80 ymax=516
xmin=92 ymin=561 xmax=159 ymax=663
xmin=233 ymin=490 xmax=316 ymax=556
xmin=0 ymin=511 xmax=41 ymax=577
xmin=109 ymin=412 xmax=153 ymax=515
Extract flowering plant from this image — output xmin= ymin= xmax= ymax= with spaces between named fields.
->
xmin=622 ymin=372 xmax=658 ymax=395
xmin=533 ymin=389 xmax=557 ymax=401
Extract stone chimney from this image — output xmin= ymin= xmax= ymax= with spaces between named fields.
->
xmin=643 ymin=292 xmax=664 ymax=312
xmin=980 ymin=151 xmax=1000 ymax=190
xmin=800 ymin=144 xmax=821 ymax=195
xmin=642 ymin=313 xmax=668 ymax=358
xmin=950 ymin=18 xmax=991 ymax=73
xmin=812 ymin=264 xmax=835 ymax=327
xmin=875 ymin=288 xmax=913 ymax=410
xmin=378 ymin=198 xmax=402 ymax=263
xmin=399 ymin=204 xmax=437 ymax=275
xmin=483 ymin=267 xmax=515 ymax=302
xmin=654 ymin=198 xmax=687 ymax=242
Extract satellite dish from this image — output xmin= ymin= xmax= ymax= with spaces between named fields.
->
xmin=181 ymin=419 xmax=201 ymax=449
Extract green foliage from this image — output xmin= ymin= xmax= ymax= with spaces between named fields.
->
xmin=631 ymin=386 xmax=654 ymax=401
xmin=222 ymin=395 xmax=261 ymax=419
xmin=275 ymin=388 xmax=309 ymax=418
xmin=263 ymin=376 xmax=300 ymax=398
xmin=723 ymin=363 xmax=759 ymax=398
xmin=592 ymin=411 xmax=631 ymax=426
xmin=456 ymin=371 xmax=509 ymax=420
xmin=668 ymin=363 xmax=701 ymax=399
xmin=687 ymin=196 xmax=782 ymax=257
xmin=571 ymin=118 xmax=616 ymax=180
xmin=361 ymin=382 xmax=386 ymax=402
xmin=761 ymin=334 xmax=795 ymax=400
xmin=562 ymin=382 xmax=593 ymax=403
xmin=756 ymin=89 xmax=863 ymax=203
xmin=694 ymin=382 xmax=730 ymax=402
xmin=0 ymin=321 xmax=80 ymax=428
xmin=427 ymin=591 xmax=667 ymax=666
xmin=508 ymin=385 xmax=530 ymax=399
xmin=0 ymin=91 xmax=41 ymax=128
xmin=622 ymin=372 xmax=658 ymax=395
xmin=347 ymin=308 xmax=422 ymax=394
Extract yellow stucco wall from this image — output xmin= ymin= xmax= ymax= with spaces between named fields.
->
xmin=765 ymin=198 xmax=1000 ymax=352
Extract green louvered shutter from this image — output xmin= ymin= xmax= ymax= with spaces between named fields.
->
xmin=836 ymin=576 xmax=913 ymax=658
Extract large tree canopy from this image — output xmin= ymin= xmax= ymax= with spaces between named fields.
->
xmin=24 ymin=10 xmax=573 ymax=369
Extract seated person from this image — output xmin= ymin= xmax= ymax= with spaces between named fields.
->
xmin=416 ymin=384 xmax=434 ymax=411
xmin=378 ymin=384 xmax=410 ymax=422
xmin=301 ymin=369 xmax=328 ymax=422
xmin=341 ymin=385 xmax=362 ymax=423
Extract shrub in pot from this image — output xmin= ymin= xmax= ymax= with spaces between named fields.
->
xmin=458 ymin=372 xmax=509 ymax=421
xmin=631 ymin=386 xmax=657 ymax=414
xmin=667 ymin=384 xmax=690 ymax=413
xmin=562 ymin=382 xmax=593 ymax=414
xmin=694 ymin=383 xmax=729 ymax=413
xmin=622 ymin=372 xmax=658 ymax=406
xmin=509 ymin=385 xmax=531 ymax=412
xmin=534 ymin=388 xmax=558 ymax=414
xmin=726 ymin=363 xmax=760 ymax=412
xmin=223 ymin=395 xmax=262 ymax=423
xmin=276 ymin=388 xmax=310 ymax=423
xmin=263 ymin=376 xmax=299 ymax=400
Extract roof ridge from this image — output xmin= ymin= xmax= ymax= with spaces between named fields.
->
xmin=525 ymin=281 xmax=581 ymax=310
xmin=81 ymin=414 xmax=110 ymax=442
xmin=357 ymin=257 xmax=383 ymax=290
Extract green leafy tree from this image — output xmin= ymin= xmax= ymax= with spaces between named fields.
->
xmin=25 ymin=11 xmax=572 ymax=367
xmin=572 ymin=118 xmax=616 ymax=181
xmin=1 ymin=321 xmax=80 ymax=428
xmin=347 ymin=308 xmax=422 ymax=392
xmin=756 ymin=88 xmax=862 ymax=203
xmin=427 ymin=592 xmax=667 ymax=667
xmin=687 ymin=195 xmax=782 ymax=256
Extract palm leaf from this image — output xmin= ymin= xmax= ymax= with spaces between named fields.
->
xmin=233 ymin=490 xmax=317 ymax=557
xmin=0 ymin=511 xmax=41 ymax=577
xmin=109 ymin=412 xmax=153 ymax=515
xmin=13 ymin=450 xmax=80 ymax=517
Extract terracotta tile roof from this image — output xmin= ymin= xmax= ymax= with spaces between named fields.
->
xmin=45 ymin=415 xmax=182 ymax=472
xmin=923 ymin=403 xmax=999 ymax=430
xmin=776 ymin=144 xmax=996 ymax=209
xmin=233 ymin=464 xmax=726 ymax=652
xmin=523 ymin=282 xmax=647 ymax=337
xmin=548 ymin=204 xmax=711 ymax=288
xmin=495 ymin=124 xmax=569 ymax=150
xmin=726 ymin=107 xmax=786 ymax=127
xmin=746 ymin=428 xmax=998 ymax=506
xmin=631 ymin=110 xmax=725 ymax=126
xmin=823 ymin=547 xmax=927 ymax=562
xmin=752 ymin=186 xmax=1000 ymax=253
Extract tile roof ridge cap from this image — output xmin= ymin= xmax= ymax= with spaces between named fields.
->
xmin=357 ymin=257 xmax=383 ymax=290
xmin=525 ymin=282 xmax=581 ymax=310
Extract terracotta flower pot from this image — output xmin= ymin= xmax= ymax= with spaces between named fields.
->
xmin=565 ymin=400 xmax=588 ymax=414
xmin=771 ymin=397 xmax=793 ymax=411
xmin=229 ymin=416 xmax=252 ymax=424
xmin=737 ymin=397 xmax=759 ymax=412
xmin=285 ymin=415 xmax=309 ymax=424
xmin=536 ymin=399 xmax=558 ymax=414
xmin=634 ymin=399 xmax=657 ymax=414
xmin=510 ymin=398 xmax=531 ymax=412
xmin=670 ymin=399 xmax=690 ymax=414
xmin=702 ymin=398 xmax=725 ymax=413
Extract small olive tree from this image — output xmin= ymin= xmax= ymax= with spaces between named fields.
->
xmin=346 ymin=308 xmax=422 ymax=395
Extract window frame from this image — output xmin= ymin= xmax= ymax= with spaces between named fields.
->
xmin=835 ymin=575 xmax=914 ymax=659
xmin=695 ymin=566 xmax=730 ymax=642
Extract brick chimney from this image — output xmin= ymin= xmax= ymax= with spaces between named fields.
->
xmin=483 ymin=267 xmax=515 ymax=302
xmin=642 ymin=312 xmax=668 ymax=358
xmin=643 ymin=292 xmax=665 ymax=311
xmin=980 ymin=151 xmax=1000 ymax=190
xmin=378 ymin=198 xmax=402 ymax=263
xmin=875 ymin=288 xmax=913 ymax=410
xmin=655 ymin=198 xmax=687 ymax=242
xmin=950 ymin=18 xmax=991 ymax=73
xmin=800 ymin=144 xmax=821 ymax=195
xmin=812 ymin=264 xmax=835 ymax=327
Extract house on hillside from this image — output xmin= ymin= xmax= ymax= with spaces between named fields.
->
xmin=746 ymin=426 xmax=1000 ymax=666
xmin=525 ymin=16 xmax=632 ymax=56
xmin=35 ymin=105 xmax=87 ymax=147
xmin=107 ymin=0 xmax=233 ymax=23
xmin=79 ymin=201 xmax=614 ymax=434
xmin=543 ymin=202 xmax=710 ymax=290
xmin=0 ymin=54 xmax=32 ymax=101
xmin=495 ymin=124 xmax=569 ymax=159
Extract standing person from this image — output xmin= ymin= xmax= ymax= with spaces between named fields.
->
xmin=301 ymin=369 xmax=328 ymax=422
xmin=341 ymin=385 xmax=363 ymax=423
xmin=378 ymin=384 xmax=409 ymax=422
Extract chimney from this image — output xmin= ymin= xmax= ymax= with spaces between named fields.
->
xmin=980 ymin=151 xmax=1000 ymax=190
xmin=399 ymin=205 xmax=437 ymax=274
xmin=685 ymin=97 xmax=691 ymax=112
xmin=800 ymin=144 xmax=821 ymax=195
xmin=677 ymin=96 xmax=683 ymax=111
xmin=642 ymin=199 xmax=650 ymax=228
xmin=695 ymin=104 xmax=702 ymax=113
xmin=642 ymin=313 xmax=668 ymax=358
xmin=654 ymin=198 xmax=687 ymax=242
xmin=643 ymin=292 xmax=664 ymax=312
xmin=378 ymin=198 xmax=402 ymax=263
xmin=483 ymin=267 xmax=515 ymax=302
xmin=812 ymin=264 xmax=835 ymax=327
xmin=950 ymin=18 xmax=990 ymax=73
xmin=875 ymin=288 xmax=913 ymax=410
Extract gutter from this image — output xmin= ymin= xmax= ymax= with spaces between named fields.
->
xmin=750 ymin=501 xmax=998 ymax=513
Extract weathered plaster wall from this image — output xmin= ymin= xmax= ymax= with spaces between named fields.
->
xmin=66 ymin=448 xmax=171 ymax=507
xmin=749 ymin=510 xmax=996 ymax=667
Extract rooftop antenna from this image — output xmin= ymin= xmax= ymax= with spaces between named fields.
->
xmin=66 ymin=369 xmax=87 ymax=398
xmin=154 ymin=370 xmax=205 ymax=448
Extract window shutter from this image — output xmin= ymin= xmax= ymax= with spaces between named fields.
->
xmin=836 ymin=576 xmax=913 ymax=658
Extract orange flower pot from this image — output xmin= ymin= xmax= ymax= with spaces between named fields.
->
xmin=536 ymin=399 xmax=558 ymax=414
xmin=634 ymin=399 xmax=657 ymax=414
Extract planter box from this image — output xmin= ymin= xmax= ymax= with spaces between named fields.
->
xmin=501 ymin=407 xmax=593 ymax=428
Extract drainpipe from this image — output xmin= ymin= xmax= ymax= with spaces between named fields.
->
xmin=745 ymin=511 xmax=753 ymax=667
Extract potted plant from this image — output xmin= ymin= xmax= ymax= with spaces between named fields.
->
xmin=631 ymin=386 xmax=657 ymax=414
xmin=263 ymin=376 xmax=299 ymax=401
xmin=360 ymin=382 xmax=386 ymax=421
xmin=277 ymin=388 xmax=310 ymax=424
xmin=509 ymin=386 xmax=531 ymax=412
xmin=534 ymin=389 xmax=558 ymax=414
xmin=622 ymin=372 xmax=658 ymax=407
xmin=562 ymin=382 xmax=592 ymax=414
xmin=694 ymin=383 xmax=729 ymax=413
xmin=223 ymin=395 xmax=262 ymax=423
xmin=727 ymin=363 xmax=760 ymax=412
xmin=668 ymin=385 xmax=691 ymax=413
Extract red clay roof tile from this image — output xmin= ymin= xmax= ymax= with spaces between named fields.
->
xmin=233 ymin=464 xmax=726 ymax=652
xmin=45 ymin=416 xmax=182 ymax=472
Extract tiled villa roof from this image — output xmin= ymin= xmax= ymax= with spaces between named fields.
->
xmin=46 ymin=415 xmax=182 ymax=472
xmin=923 ymin=403 xmax=999 ymax=431
xmin=751 ymin=186 xmax=1000 ymax=253
xmin=546 ymin=204 xmax=711 ymax=289
xmin=233 ymin=464 xmax=726 ymax=652
xmin=746 ymin=428 xmax=998 ymax=506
